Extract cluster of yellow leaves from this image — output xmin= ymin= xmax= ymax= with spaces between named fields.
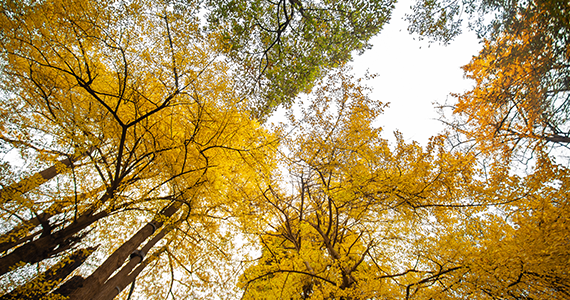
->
xmin=0 ymin=0 xmax=279 ymax=298
xmin=453 ymin=2 xmax=570 ymax=156
xmin=237 ymin=68 xmax=504 ymax=299
xmin=415 ymin=155 xmax=570 ymax=299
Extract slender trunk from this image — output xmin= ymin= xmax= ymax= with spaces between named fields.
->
xmin=0 ymin=210 xmax=106 ymax=276
xmin=67 ymin=202 xmax=181 ymax=300
xmin=0 ymin=246 xmax=97 ymax=300
xmin=53 ymin=275 xmax=86 ymax=297
xmin=96 ymin=250 xmax=163 ymax=300
xmin=0 ymin=227 xmax=41 ymax=254
xmin=0 ymin=195 xmax=80 ymax=252
xmin=0 ymin=187 xmax=104 ymax=253
xmin=93 ymin=226 xmax=171 ymax=300
xmin=0 ymin=148 xmax=93 ymax=204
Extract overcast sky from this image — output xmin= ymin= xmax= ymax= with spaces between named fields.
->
xmin=349 ymin=0 xmax=482 ymax=146
xmin=267 ymin=0 xmax=482 ymax=147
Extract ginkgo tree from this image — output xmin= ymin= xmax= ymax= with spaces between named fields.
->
xmin=409 ymin=0 xmax=570 ymax=158
xmin=404 ymin=0 xmax=570 ymax=298
xmin=451 ymin=0 xmax=570 ymax=157
xmin=233 ymin=68 xmax=562 ymax=299
xmin=0 ymin=0 xmax=399 ymax=298
xmin=0 ymin=0 xmax=276 ymax=298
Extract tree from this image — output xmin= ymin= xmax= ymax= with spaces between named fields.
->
xmin=0 ymin=0 xmax=276 ymax=298
xmin=205 ymin=0 xmax=396 ymax=118
xmin=406 ymin=0 xmax=570 ymax=298
xmin=449 ymin=1 xmax=570 ymax=157
xmin=235 ymin=68 xmax=535 ymax=299
xmin=406 ymin=0 xmax=570 ymax=158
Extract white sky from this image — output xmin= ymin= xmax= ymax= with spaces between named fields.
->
xmin=268 ymin=0 xmax=483 ymax=147
xmin=349 ymin=0 xmax=482 ymax=146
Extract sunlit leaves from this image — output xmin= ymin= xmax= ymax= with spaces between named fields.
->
xmin=237 ymin=68 xmax=513 ymax=299
xmin=0 ymin=0 xmax=277 ymax=298
xmin=440 ymin=1 xmax=570 ymax=160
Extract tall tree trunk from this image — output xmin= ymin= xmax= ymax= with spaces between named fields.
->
xmin=96 ymin=250 xmax=164 ymax=300
xmin=0 ymin=226 xmax=41 ymax=254
xmin=92 ymin=226 xmax=171 ymax=300
xmin=67 ymin=202 xmax=181 ymax=300
xmin=0 ymin=188 xmax=102 ymax=253
xmin=0 ymin=210 xmax=106 ymax=276
xmin=53 ymin=275 xmax=86 ymax=297
xmin=0 ymin=246 xmax=97 ymax=300
xmin=0 ymin=148 xmax=93 ymax=204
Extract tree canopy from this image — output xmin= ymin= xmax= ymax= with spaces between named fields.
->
xmin=205 ymin=0 xmax=395 ymax=117
xmin=0 ymin=0 xmax=277 ymax=298
xmin=1 ymin=0 xmax=569 ymax=299
xmin=451 ymin=0 xmax=570 ymax=157
xmin=236 ymin=68 xmax=570 ymax=299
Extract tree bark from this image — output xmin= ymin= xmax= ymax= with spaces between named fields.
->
xmin=0 ymin=189 xmax=99 ymax=253
xmin=95 ymin=251 xmax=163 ymax=300
xmin=53 ymin=275 xmax=87 ymax=297
xmin=0 ymin=210 xmax=106 ymax=276
xmin=67 ymin=202 xmax=181 ymax=300
xmin=0 ymin=148 xmax=93 ymax=204
xmin=92 ymin=226 xmax=171 ymax=300
xmin=0 ymin=246 xmax=97 ymax=300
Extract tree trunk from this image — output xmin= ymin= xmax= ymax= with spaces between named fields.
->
xmin=53 ymin=275 xmax=87 ymax=297
xmin=0 ymin=246 xmax=97 ymax=300
xmin=0 ymin=189 xmax=100 ymax=253
xmin=95 ymin=250 xmax=163 ymax=300
xmin=0 ymin=148 xmax=93 ymax=204
xmin=67 ymin=202 xmax=181 ymax=300
xmin=0 ymin=226 xmax=41 ymax=254
xmin=92 ymin=226 xmax=171 ymax=300
xmin=0 ymin=210 xmax=106 ymax=276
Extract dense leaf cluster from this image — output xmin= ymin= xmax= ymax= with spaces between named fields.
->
xmin=0 ymin=0 xmax=569 ymax=299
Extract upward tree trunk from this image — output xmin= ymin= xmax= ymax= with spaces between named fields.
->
xmin=0 ymin=210 xmax=107 ymax=276
xmin=67 ymin=201 xmax=182 ymax=300
xmin=0 ymin=188 xmax=102 ymax=253
xmin=0 ymin=246 xmax=97 ymax=300
xmin=0 ymin=148 xmax=93 ymax=204
xmin=0 ymin=148 xmax=97 ymax=256
xmin=95 ymin=251 xmax=163 ymax=300
xmin=92 ymin=226 xmax=171 ymax=300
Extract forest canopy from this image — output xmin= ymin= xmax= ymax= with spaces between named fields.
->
xmin=0 ymin=0 xmax=569 ymax=299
